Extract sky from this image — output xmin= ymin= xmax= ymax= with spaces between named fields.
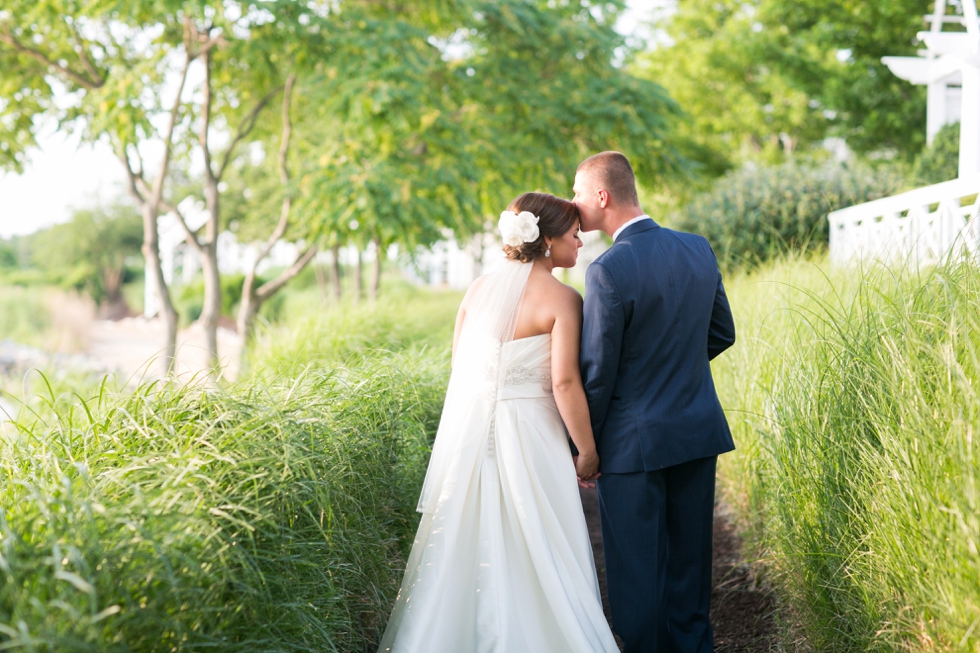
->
xmin=0 ymin=0 xmax=663 ymax=239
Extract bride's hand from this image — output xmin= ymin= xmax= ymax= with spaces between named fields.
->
xmin=574 ymin=449 xmax=600 ymax=487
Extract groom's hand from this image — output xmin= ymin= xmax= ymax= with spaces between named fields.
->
xmin=573 ymin=452 xmax=601 ymax=489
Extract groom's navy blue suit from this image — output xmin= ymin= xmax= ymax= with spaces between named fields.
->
xmin=580 ymin=217 xmax=735 ymax=653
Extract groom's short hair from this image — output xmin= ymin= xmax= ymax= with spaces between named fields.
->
xmin=576 ymin=151 xmax=639 ymax=207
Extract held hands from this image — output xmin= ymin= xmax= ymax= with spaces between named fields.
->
xmin=573 ymin=449 xmax=601 ymax=489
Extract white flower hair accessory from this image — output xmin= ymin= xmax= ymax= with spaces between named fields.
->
xmin=498 ymin=210 xmax=540 ymax=247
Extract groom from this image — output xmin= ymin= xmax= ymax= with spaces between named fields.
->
xmin=573 ymin=151 xmax=736 ymax=653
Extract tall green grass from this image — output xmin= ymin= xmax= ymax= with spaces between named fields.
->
xmin=714 ymin=256 xmax=980 ymax=652
xmin=248 ymin=283 xmax=461 ymax=377
xmin=0 ymin=288 xmax=458 ymax=652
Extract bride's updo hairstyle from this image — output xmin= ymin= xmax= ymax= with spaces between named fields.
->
xmin=502 ymin=192 xmax=580 ymax=263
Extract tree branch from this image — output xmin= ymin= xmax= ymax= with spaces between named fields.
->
xmin=166 ymin=201 xmax=205 ymax=254
xmin=256 ymin=246 xmax=318 ymax=300
xmin=117 ymin=147 xmax=146 ymax=205
xmin=194 ymin=32 xmax=225 ymax=57
xmin=147 ymin=52 xmax=193 ymax=209
xmin=216 ymin=85 xmax=283 ymax=180
xmin=278 ymin=74 xmax=296 ymax=187
xmin=249 ymin=74 xmax=298 ymax=267
xmin=69 ymin=22 xmax=105 ymax=87
xmin=200 ymin=45 xmax=215 ymax=183
xmin=0 ymin=30 xmax=104 ymax=89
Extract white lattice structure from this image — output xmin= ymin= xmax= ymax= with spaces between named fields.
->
xmin=828 ymin=175 xmax=980 ymax=266
xmin=830 ymin=1 xmax=980 ymax=267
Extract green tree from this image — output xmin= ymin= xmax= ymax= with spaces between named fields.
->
xmin=293 ymin=8 xmax=482 ymax=304
xmin=1 ymin=2 xmax=330 ymax=370
xmin=295 ymin=0 xmax=681 ymax=294
xmin=465 ymin=0 xmax=681 ymax=206
xmin=29 ymin=201 xmax=144 ymax=308
xmin=761 ymin=0 xmax=928 ymax=156
xmin=0 ymin=239 xmax=16 ymax=269
xmin=161 ymin=4 xmax=323 ymax=368
xmin=1 ymin=2 xmax=227 ymax=368
xmin=637 ymin=0 xmax=928 ymax=177
xmin=3 ymin=0 xmax=682 ymax=365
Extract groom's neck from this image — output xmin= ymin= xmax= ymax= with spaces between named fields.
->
xmin=601 ymin=206 xmax=646 ymax=238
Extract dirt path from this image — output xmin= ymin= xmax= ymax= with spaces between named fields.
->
xmin=87 ymin=318 xmax=241 ymax=381
xmin=579 ymin=487 xmax=778 ymax=652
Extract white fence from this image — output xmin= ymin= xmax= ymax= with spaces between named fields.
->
xmin=828 ymin=174 xmax=980 ymax=267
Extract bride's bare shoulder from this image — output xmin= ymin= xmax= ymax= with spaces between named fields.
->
xmin=461 ymin=274 xmax=489 ymax=308
xmin=539 ymin=273 xmax=583 ymax=312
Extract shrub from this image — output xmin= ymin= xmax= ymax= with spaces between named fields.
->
xmin=671 ymin=160 xmax=905 ymax=269
xmin=175 ymin=273 xmax=246 ymax=326
xmin=911 ymin=121 xmax=960 ymax=185
xmin=0 ymin=286 xmax=49 ymax=347
xmin=0 ymin=240 xmax=16 ymax=269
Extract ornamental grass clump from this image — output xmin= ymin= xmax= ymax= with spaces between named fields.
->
xmin=713 ymin=256 xmax=980 ymax=652
xmin=0 ymin=352 xmax=444 ymax=652
xmin=247 ymin=283 xmax=460 ymax=379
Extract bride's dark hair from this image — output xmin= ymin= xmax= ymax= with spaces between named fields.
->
xmin=503 ymin=192 xmax=580 ymax=263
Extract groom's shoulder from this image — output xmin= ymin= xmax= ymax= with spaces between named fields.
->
xmin=649 ymin=225 xmax=714 ymax=257
xmin=590 ymin=227 xmax=715 ymax=274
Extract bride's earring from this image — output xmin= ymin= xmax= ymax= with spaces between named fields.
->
xmin=545 ymin=243 xmax=552 ymax=258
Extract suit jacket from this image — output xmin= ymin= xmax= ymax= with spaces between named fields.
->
xmin=580 ymin=218 xmax=736 ymax=473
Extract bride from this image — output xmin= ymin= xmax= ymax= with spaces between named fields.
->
xmin=378 ymin=192 xmax=620 ymax=653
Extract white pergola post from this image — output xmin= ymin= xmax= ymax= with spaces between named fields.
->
xmin=882 ymin=0 xmax=980 ymax=179
xmin=961 ymin=0 xmax=980 ymax=177
xmin=961 ymin=63 xmax=980 ymax=178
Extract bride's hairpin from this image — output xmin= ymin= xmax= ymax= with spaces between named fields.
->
xmin=499 ymin=210 xmax=540 ymax=247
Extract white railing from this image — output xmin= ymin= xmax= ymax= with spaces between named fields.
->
xmin=828 ymin=174 xmax=980 ymax=267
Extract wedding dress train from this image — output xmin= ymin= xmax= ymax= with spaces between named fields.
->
xmin=378 ymin=260 xmax=619 ymax=653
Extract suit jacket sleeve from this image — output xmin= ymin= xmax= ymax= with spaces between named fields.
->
xmin=707 ymin=269 xmax=736 ymax=360
xmin=580 ymin=261 xmax=625 ymax=442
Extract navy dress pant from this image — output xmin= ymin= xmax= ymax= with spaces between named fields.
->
xmin=596 ymin=456 xmax=716 ymax=653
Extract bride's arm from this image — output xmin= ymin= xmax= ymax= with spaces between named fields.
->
xmin=451 ymin=302 xmax=466 ymax=366
xmin=452 ymin=277 xmax=483 ymax=365
xmin=550 ymin=287 xmax=600 ymax=480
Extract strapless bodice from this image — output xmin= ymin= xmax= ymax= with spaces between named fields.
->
xmin=497 ymin=333 xmax=552 ymax=400
xmin=453 ymin=330 xmax=553 ymax=401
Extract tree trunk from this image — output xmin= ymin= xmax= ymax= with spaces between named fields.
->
xmin=141 ymin=203 xmax=178 ymax=372
xmin=198 ymin=47 xmax=221 ymax=371
xmin=198 ymin=174 xmax=221 ymax=369
xmin=199 ymin=236 xmax=221 ymax=369
xmin=101 ymin=265 xmax=125 ymax=305
xmin=369 ymin=237 xmax=382 ymax=301
xmin=236 ymin=284 xmax=260 ymax=359
xmin=236 ymin=247 xmax=317 ymax=362
xmin=313 ymin=256 xmax=329 ymax=302
xmin=331 ymin=243 xmax=342 ymax=300
xmin=355 ymin=247 xmax=363 ymax=301
xmin=234 ymin=72 xmax=305 ymax=372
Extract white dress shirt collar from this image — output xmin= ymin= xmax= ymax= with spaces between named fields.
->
xmin=612 ymin=214 xmax=652 ymax=242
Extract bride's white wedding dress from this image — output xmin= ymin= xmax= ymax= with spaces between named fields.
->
xmin=379 ymin=260 xmax=619 ymax=653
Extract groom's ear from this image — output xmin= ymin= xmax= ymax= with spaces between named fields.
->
xmin=597 ymin=189 xmax=610 ymax=208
